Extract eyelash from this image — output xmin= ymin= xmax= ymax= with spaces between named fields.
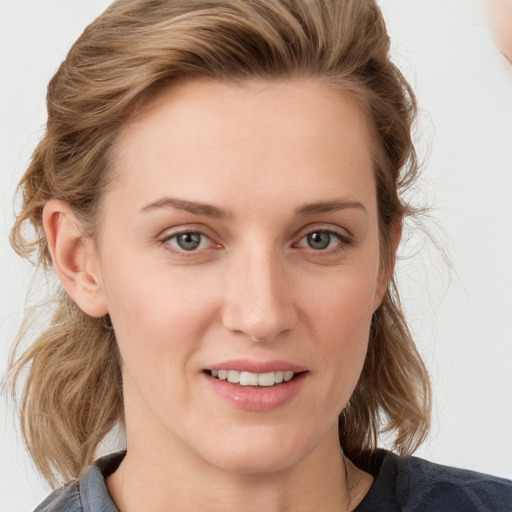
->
xmin=159 ymin=230 xmax=219 ymax=258
xmin=158 ymin=227 xmax=353 ymax=258
xmin=294 ymin=228 xmax=353 ymax=256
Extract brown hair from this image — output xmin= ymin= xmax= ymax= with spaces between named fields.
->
xmin=8 ymin=0 xmax=430 ymax=487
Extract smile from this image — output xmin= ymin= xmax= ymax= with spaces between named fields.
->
xmin=208 ymin=369 xmax=296 ymax=387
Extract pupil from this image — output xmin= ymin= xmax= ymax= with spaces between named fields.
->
xmin=177 ymin=232 xmax=201 ymax=250
xmin=308 ymin=232 xmax=330 ymax=250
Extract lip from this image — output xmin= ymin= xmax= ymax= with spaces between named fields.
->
xmin=203 ymin=359 xmax=308 ymax=412
xmin=206 ymin=359 xmax=308 ymax=374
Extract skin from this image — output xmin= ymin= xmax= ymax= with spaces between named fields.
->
xmin=484 ymin=0 xmax=512 ymax=69
xmin=43 ymin=79 xmax=395 ymax=511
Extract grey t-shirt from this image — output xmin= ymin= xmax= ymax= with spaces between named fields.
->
xmin=34 ymin=450 xmax=512 ymax=511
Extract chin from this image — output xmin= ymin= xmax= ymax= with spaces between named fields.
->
xmin=194 ymin=423 xmax=320 ymax=475
xmin=208 ymin=448 xmax=303 ymax=475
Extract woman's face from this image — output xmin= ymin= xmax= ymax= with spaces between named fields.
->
xmin=92 ymin=79 xmax=389 ymax=473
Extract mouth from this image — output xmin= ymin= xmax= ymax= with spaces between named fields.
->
xmin=205 ymin=369 xmax=304 ymax=387
xmin=203 ymin=363 xmax=308 ymax=411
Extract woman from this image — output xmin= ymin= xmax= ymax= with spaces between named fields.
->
xmin=6 ymin=0 xmax=511 ymax=510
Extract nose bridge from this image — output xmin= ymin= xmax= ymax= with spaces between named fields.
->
xmin=223 ymin=240 xmax=296 ymax=341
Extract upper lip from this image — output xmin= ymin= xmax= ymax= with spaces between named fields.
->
xmin=206 ymin=359 xmax=308 ymax=374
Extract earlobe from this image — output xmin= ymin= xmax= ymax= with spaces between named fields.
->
xmin=43 ymin=200 xmax=108 ymax=317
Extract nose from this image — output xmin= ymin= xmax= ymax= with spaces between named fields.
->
xmin=221 ymin=245 xmax=298 ymax=343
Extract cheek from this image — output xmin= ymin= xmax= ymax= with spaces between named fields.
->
xmin=99 ymin=256 xmax=216 ymax=371
xmin=296 ymin=274 xmax=375 ymax=424
xmin=323 ymin=286 xmax=374 ymax=366
xmin=309 ymin=260 xmax=378 ymax=333
xmin=305 ymin=265 xmax=378 ymax=376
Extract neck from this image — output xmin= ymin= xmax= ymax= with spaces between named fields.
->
xmin=107 ymin=424 xmax=372 ymax=512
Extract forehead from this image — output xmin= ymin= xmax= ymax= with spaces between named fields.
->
xmin=108 ymin=78 xmax=376 ymax=216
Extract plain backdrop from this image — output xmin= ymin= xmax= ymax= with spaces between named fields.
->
xmin=1 ymin=1 xmax=511 ymax=510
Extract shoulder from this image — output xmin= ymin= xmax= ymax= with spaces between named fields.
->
xmin=33 ymin=481 xmax=82 ymax=512
xmin=357 ymin=450 xmax=512 ymax=512
xmin=33 ymin=451 xmax=125 ymax=512
xmin=392 ymin=453 xmax=512 ymax=511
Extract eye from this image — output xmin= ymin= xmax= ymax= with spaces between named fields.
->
xmin=306 ymin=231 xmax=334 ymax=250
xmin=164 ymin=231 xmax=213 ymax=252
xmin=296 ymin=229 xmax=349 ymax=251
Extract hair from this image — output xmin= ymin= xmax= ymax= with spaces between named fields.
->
xmin=8 ymin=0 xmax=431 ymax=487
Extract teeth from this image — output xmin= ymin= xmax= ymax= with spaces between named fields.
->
xmin=227 ymin=370 xmax=239 ymax=383
xmin=258 ymin=372 xmax=275 ymax=387
xmin=284 ymin=371 xmax=294 ymax=382
xmin=210 ymin=370 xmax=297 ymax=386
xmin=240 ymin=371 xmax=258 ymax=386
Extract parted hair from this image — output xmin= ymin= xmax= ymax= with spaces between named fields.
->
xmin=8 ymin=0 xmax=431 ymax=487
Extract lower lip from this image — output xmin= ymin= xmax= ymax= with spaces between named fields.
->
xmin=203 ymin=372 xmax=308 ymax=412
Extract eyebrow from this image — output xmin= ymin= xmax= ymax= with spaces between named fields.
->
xmin=141 ymin=196 xmax=367 ymax=218
xmin=296 ymin=198 xmax=367 ymax=216
xmin=141 ymin=197 xmax=229 ymax=219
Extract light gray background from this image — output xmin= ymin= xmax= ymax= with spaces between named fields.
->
xmin=1 ymin=0 xmax=511 ymax=510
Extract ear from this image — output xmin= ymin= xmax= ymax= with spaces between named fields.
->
xmin=373 ymin=219 xmax=402 ymax=311
xmin=43 ymin=200 xmax=109 ymax=317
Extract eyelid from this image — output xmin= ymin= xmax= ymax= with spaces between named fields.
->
xmin=166 ymin=232 xmax=212 ymax=249
xmin=156 ymin=223 xmax=353 ymax=258
xmin=294 ymin=224 xmax=353 ymax=243
xmin=157 ymin=220 xmax=223 ymax=242
xmin=293 ymin=225 xmax=354 ymax=254
xmin=158 ymin=226 xmax=222 ymax=257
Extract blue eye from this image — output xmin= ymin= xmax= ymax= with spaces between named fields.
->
xmin=307 ymin=231 xmax=332 ymax=250
xmin=166 ymin=231 xmax=211 ymax=251
xmin=298 ymin=229 xmax=346 ymax=251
